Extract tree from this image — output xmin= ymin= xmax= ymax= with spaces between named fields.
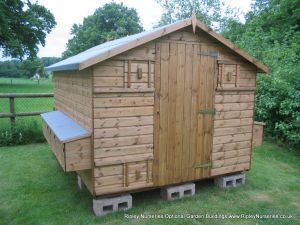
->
xmin=41 ymin=57 xmax=61 ymax=67
xmin=223 ymin=0 xmax=300 ymax=148
xmin=154 ymin=0 xmax=239 ymax=31
xmin=63 ymin=2 xmax=143 ymax=58
xmin=0 ymin=60 xmax=21 ymax=78
xmin=20 ymin=58 xmax=44 ymax=78
xmin=0 ymin=0 xmax=56 ymax=59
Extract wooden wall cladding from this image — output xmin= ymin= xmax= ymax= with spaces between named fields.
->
xmin=53 ymin=69 xmax=93 ymax=129
xmin=92 ymin=44 xmax=155 ymax=195
xmin=93 ymin=91 xmax=154 ymax=195
xmin=211 ymin=90 xmax=255 ymax=176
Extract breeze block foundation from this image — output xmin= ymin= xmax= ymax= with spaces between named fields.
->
xmin=161 ymin=183 xmax=195 ymax=200
xmin=93 ymin=194 xmax=132 ymax=216
xmin=77 ymin=175 xmax=85 ymax=190
xmin=214 ymin=173 xmax=246 ymax=188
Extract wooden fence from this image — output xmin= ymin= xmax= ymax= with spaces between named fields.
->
xmin=0 ymin=93 xmax=54 ymax=129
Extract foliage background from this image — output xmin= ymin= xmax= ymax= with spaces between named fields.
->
xmin=222 ymin=0 xmax=300 ymax=149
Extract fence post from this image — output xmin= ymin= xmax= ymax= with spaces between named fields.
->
xmin=9 ymin=96 xmax=16 ymax=130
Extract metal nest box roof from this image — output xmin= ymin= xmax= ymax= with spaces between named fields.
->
xmin=46 ymin=16 xmax=269 ymax=73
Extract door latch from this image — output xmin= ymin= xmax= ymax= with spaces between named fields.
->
xmin=197 ymin=108 xmax=216 ymax=114
xmin=193 ymin=162 xmax=212 ymax=169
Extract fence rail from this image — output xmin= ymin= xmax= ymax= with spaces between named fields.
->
xmin=0 ymin=93 xmax=54 ymax=128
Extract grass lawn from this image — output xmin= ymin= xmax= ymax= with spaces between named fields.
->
xmin=0 ymin=142 xmax=299 ymax=225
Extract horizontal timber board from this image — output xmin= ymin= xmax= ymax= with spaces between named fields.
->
xmin=213 ymin=141 xmax=252 ymax=153
xmin=93 ymin=77 xmax=124 ymax=87
xmin=94 ymin=92 xmax=154 ymax=98
xmin=213 ymin=125 xmax=253 ymax=137
xmin=94 ymin=153 xmax=153 ymax=166
xmin=94 ymin=144 xmax=153 ymax=159
xmin=212 ymin=148 xmax=251 ymax=161
xmin=215 ymin=94 xmax=255 ymax=103
xmin=93 ymin=65 xmax=124 ymax=77
xmin=214 ymin=110 xmax=253 ymax=120
xmin=217 ymin=87 xmax=256 ymax=91
xmin=95 ymin=182 xmax=154 ymax=196
xmin=215 ymin=102 xmax=254 ymax=111
xmin=94 ymin=106 xmax=153 ymax=118
xmin=213 ymin=133 xmax=252 ymax=145
xmin=94 ymin=125 xmax=153 ymax=138
xmin=214 ymin=118 xmax=253 ymax=128
xmin=212 ymin=155 xmax=251 ymax=168
xmin=94 ymin=116 xmax=153 ymax=128
xmin=124 ymin=83 xmax=154 ymax=89
xmin=93 ymin=97 xmax=154 ymax=108
xmin=215 ymin=90 xmax=254 ymax=95
xmin=211 ymin=162 xmax=250 ymax=176
xmin=94 ymin=87 xmax=155 ymax=93
xmin=94 ymin=135 xmax=153 ymax=148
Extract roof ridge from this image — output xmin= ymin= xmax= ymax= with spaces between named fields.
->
xmin=46 ymin=16 xmax=269 ymax=73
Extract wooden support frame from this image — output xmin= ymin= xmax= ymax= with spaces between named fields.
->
xmin=127 ymin=60 xmax=131 ymax=88
xmin=148 ymin=60 xmax=151 ymax=88
xmin=220 ymin=64 xmax=224 ymax=87
xmin=146 ymin=160 xmax=150 ymax=183
xmin=235 ymin=64 xmax=240 ymax=87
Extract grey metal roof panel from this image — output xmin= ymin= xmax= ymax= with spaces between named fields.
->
xmin=41 ymin=110 xmax=90 ymax=142
xmin=45 ymin=22 xmax=180 ymax=72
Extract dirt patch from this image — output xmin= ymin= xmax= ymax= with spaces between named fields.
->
xmin=291 ymin=201 xmax=300 ymax=208
xmin=251 ymin=193 xmax=272 ymax=202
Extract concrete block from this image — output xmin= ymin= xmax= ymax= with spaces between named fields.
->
xmin=77 ymin=174 xmax=84 ymax=190
xmin=93 ymin=194 xmax=132 ymax=216
xmin=214 ymin=173 xmax=246 ymax=188
xmin=161 ymin=183 xmax=195 ymax=201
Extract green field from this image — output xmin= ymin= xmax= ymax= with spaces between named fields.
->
xmin=0 ymin=77 xmax=53 ymax=93
xmin=0 ymin=78 xmax=53 ymax=146
xmin=0 ymin=142 xmax=299 ymax=225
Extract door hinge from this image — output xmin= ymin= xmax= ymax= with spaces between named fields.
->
xmin=197 ymin=108 xmax=216 ymax=114
xmin=198 ymin=51 xmax=219 ymax=58
xmin=193 ymin=162 xmax=212 ymax=169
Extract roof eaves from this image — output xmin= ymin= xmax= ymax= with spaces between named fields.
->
xmin=195 ymin=20 xmax=270 ymax=73
xmin=45 ymin=63 xmax=80 ymax=72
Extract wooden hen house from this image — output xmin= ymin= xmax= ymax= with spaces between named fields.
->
xmin=42 ymin=15 xmax=268 ymax=214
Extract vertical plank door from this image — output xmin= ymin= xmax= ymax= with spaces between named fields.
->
xmin=154 ymin=41 xmax=216 ymax=186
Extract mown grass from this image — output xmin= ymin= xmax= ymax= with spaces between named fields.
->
xmin=0 ymin=142 xmax=299 ymax=225
xmin=0 ymin=78 xmax=53 ymax=146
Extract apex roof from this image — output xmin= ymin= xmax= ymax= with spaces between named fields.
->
xmin=47 ymin=15 xmax=269 ymax=73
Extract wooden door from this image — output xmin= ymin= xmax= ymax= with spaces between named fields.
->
xmin=154 ymin=41 xmax=216 ymax=186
